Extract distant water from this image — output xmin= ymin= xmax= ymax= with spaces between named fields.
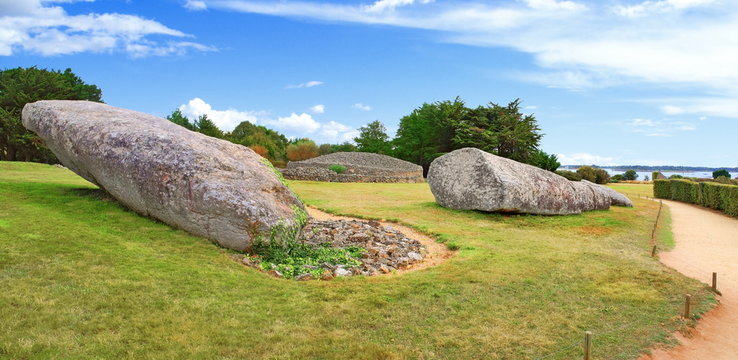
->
xmin=560 ymin=168 xmax=723 ymax=180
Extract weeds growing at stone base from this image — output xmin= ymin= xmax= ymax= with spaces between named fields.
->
xmin=0 ymin=162 xmax=717 ymax=359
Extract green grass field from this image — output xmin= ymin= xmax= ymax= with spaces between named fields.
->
xmin=0 ymin=162 xmax=714 ymax=359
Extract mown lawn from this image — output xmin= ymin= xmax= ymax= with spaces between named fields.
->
xmin=0 ymin=162 xmax=714 ymax=359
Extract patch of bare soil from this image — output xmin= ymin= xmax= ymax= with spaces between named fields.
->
xmin=639 ymin=200 xmax=738 ymax=359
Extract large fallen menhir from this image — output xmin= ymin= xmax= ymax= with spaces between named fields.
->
xmin=427 ymin=148 xmax=633 ymax=215
xmin=22 ymin=100 xmax=305 ymax=251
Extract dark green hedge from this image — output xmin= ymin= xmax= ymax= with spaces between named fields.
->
xmin=654 ymin=179 xmax=738 ymax=216
xmin=653 ymin=180 xmax=671 ymax=199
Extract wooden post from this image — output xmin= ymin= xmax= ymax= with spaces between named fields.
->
xmin=712 ymin=272 xmax=718 ymax=292
xmin=584 ymin=331 xmax=592 ymax=360
xmin=683 ymin=294 xmax=692 ymax=319
xmin=651 ymin=245 xmax=657 ymax=257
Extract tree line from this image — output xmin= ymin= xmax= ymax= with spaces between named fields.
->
xmin=1 ymin=66 xmax=560 ymax=175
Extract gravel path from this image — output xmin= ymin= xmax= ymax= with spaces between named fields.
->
xmin=643 ymin=200 xmax=738 ymax=359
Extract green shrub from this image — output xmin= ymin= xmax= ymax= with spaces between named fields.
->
xmin=716 ymin=175 xmax=732 ymax=184
xmin=721 ymin=186 xmax=738 ymax=216
xmin=611 ymin=174 xmax=624 ymax=182
xmin=670 ymin=179 xmax=701 ymax=204
xmin=713 ymin=169 xmax=730 ymax=179
xmin=328 ymin=164 xmax=347 ymax=174
xmin=653 ymin=179 xmax=671 ymax=199
xmin=576 ymin=166 xmax=609 ymax=184
xmin=701 ymin=182 xmax=727 ymax=210
xmin=555 ymin=170 xmax=582 ymax=181
xmin=623 ymin=170 xmax=638 ymax=181
xmin=669 ymin=174 xmax=684 ymax=179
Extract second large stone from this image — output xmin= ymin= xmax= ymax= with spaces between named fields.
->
xmin=427 ymin=148 xmax=632 ymax=215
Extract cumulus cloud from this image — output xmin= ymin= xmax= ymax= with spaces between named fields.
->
xmin=352 ymin=103 xmax=371 ymax=111
xmin=178 ymin=98 xmax=356 ymax=143
xmin=265 ymin=113 xmax=322 ymax=133
xmin=285 ymin=81 xmax=324 ymax=89
xmin=319 ymin=121 xmax=358 ymax=142
xmin=0 ymin=0 xmax=213 ymax=56
xmin=179 ymin=98 xmax=260 ymax=131
xmin=184 ymin=0 xmax=207 ymax=11
xmin=309 ymin=104 xmax=325 ymax=114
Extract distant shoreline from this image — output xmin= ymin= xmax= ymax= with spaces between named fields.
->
xmin=560 ymin=166 xmax=738 ymax=172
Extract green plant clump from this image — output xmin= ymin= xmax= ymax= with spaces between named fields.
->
xmin=327 ymin=164 xmax=347 ymax=174
xmin=555 ymin=170 xmax=582 ymax=181
xmin=249 ymin=242 xmax=365 ymax=279
xmin=654 ymin=179 xmax=738 ymax=217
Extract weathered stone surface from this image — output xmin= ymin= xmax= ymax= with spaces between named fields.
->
xmin=594 ymin=182 xmax=634 ymax=207
xmin=427 ymin=148 xmax=632 ymax=215
xmin=281 ymin=152 xmax=424 ymax=183
xmin=22 ymin=100 xmax=305 ymax=251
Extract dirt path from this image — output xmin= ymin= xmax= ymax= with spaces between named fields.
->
xmin=643 ymin=200 xmax=738 ymax=359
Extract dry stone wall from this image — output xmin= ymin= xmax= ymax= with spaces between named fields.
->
xmin=281 ymin=152 xmax=424 ymax=183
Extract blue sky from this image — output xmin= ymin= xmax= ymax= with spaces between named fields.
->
xmin=1 ymin=0 xmax=735 ymax=166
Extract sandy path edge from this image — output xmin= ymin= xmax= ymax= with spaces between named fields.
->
xmin=639 ymin=200 xmax=738 ymax=360
xmin=305 ymin=206 xmax=455 ymax=274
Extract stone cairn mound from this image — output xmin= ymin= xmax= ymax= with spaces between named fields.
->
xmin=281 ymin=152 xmax=424 ymax=183
xmin=237 ymin=218 xmax=426 ymax=279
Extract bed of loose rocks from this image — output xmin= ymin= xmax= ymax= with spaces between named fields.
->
xmin=233 ymin=218 xmax=427 ymax=280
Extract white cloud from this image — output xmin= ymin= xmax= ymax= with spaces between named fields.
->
xmin=309 ymin=104 xmax=325 ymax=114
xmin=265 ymin=113 xmax=322 ymax=133
xmin=211 ymin=1 xmax=738 ymax=116
xmin=0 ymin=0 xmax=213 ymax=56
xmin=184 ymin=0 xmax=207 ymax=11
xmin=177 ymin=98 xmax=356 ymax=143
xmin=285 ymin=81 xmax=324 ymax=89
xmin=319 ymin=121 xmax=358 ymax=142
xmin=614 ymin=0 xmax=715 ymax=18
xmin=179 ymin=98 xmax=260 ymax=132
xmin=627 ymin=117 xmax=696 ymax=136
xmin=363 ymin=0 xmax=433 ymax=13
xmin=557 ymin=153 xmax=617 ymax=166
xmin=352 ymin=103 xmax=371 ymax=111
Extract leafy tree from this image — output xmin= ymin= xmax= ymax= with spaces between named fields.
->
xmin=249 ymin=145 xmax=269 ymax=158
xmin=393 ymin=98 xmax=465 ymax=172
xmin=576 ymin=166 xmax=610 ymax=184
xmin=194 ymin=114 xmax=224 ymax=139
xmin=354 ymin=120 xmax=391 ymax=154
xmin=318 ymin=143 xmax=332 ymax=155
xmin=623 ymin=170 xmax=638 ymax=181
xmin=556 ymin=170 xmax=582 ymax=181
xmin=394 ymin=97 xmax=543 ymax=174
xmin=330 ymin=142 xmax=357 ymax=153
xmin=713 ymin=169 xmax=730 ymax=179
xmin=644 ymin=175 xmax=650 ymax=181
xmin=286 ymin=138 xmax=319 ymax=161
xmin=229 ymin=121 xmax=289 ymax=164
xmin=611 ymin=174 xmax=625 ymax=182
xmin=166 ymin=109 xmax=195 ymax=130
xmin=530 ymin=150 xmax=560 ymax=172
xmin=0 ymin=66 xmax=102 ymax=162
xmin=450 ymin=99 xmax=541 ymax=163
